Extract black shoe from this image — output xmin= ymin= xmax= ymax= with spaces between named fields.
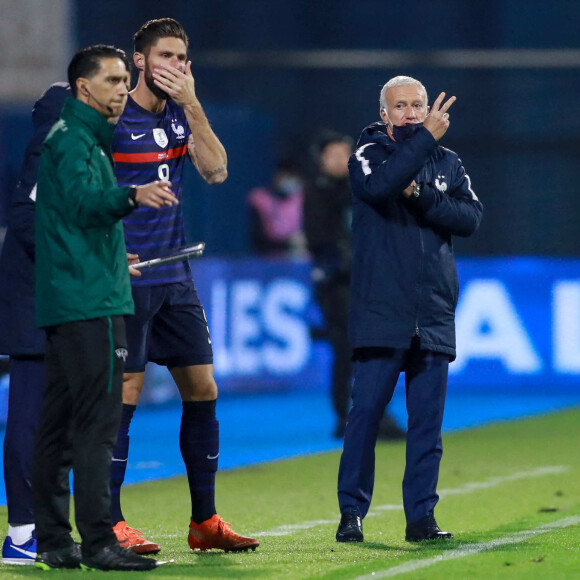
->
xmin=81 ymin=542 xmax=157 ymax=571
xmin=405 ymin=515 xmax=454 ymax=541
xmin=336 ymin=513 xmax=363 ymax=542
xmin=35 ymin=543 xmax=82 ymax=570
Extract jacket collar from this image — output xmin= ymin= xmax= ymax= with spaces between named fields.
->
xmin=391 ymin=122 xmax=425 ymax=141
xmin=61 ymin=98 xmax=116 ymax=149
xmin=357 ymin=121 xmax=427 ymax=148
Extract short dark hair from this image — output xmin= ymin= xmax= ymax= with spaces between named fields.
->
xmin=134 ymin=18 xmax=189 ymax=55
xmin=310 ymin=130 xmax=354 ymax=163
xmin=67 ymin=44 xmax=130 ymax=97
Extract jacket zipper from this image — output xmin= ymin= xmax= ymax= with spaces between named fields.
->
xmin=414 ymin=226 xmax=425 ymax=339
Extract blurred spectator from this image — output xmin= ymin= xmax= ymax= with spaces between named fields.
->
xmin=304 ymin=130 xmax=405 ymax=440
xmin=247 ymin=158 xmax=307 ymax=257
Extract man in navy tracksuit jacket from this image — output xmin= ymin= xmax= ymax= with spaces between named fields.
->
xmin=0 ymin=83 xmax=70 ymax=564
xmin=336 ymin=76 xmax=483 ymax=543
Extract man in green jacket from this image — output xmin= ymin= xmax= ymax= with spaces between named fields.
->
xmin=32 ymin=44 xmax=178 ymax=572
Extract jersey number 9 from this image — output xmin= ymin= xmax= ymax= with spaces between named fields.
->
xmin=158 ymin=163 xmax=170 ymax=181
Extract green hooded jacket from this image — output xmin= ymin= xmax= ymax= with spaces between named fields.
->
xmin=35 ymin=98 xmax=136 ymax=328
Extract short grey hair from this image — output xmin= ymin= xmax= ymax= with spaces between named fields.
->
xmin=379 ymin=76 xmax=428 ymax=112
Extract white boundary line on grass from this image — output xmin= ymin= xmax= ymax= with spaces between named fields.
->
xmin=353 ymin=515 xmax=580 ymax=579
xmin=253 ymin=466 xmax=569 ymax=537
xmin=437 ymin=465 xmax=568 ymax=499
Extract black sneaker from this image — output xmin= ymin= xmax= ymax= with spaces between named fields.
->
xmin=336 ymin=513 xmax=363 ymax=542
xmin=35 ymin=543 xmax=82 ymax=570
xmin=405 ymin=515 xmax=454 ymax=542
xmin=81 ymin=542 xmax=157 ymax=571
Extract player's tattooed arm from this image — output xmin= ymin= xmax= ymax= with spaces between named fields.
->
xmin=185 ymin=111 xmax=228 ymax=185
xmin=201 ymin=164 xmax=227 ymax=181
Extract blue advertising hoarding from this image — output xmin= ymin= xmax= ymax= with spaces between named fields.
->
xmin=2 ymin=256 xmax=578 ymax=415
xmin=133 ymin=256 xmax=580 ymax=406
xmin=451 ymin=258 xmax=580 ymax=391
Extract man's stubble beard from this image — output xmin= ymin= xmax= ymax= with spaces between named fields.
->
xmin=144 ymin=66 xmax=171 ymax=101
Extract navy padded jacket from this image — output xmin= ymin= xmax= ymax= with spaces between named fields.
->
xmin=348 ymin=121 xmax=483 ymax=359
xmin=0 ymin=83 xmax=70 ymax=355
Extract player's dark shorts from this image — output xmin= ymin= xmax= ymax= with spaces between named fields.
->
xmin=125 ymin=280 xmax=213 ymax=372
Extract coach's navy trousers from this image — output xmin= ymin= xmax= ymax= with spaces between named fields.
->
xmin=3 ymin=356 xmax=44 ymax=525
xmin=337 ymin=345 xmax=449 ymax=525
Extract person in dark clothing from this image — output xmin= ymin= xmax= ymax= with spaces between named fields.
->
xmin=335 ymin=76 xmax=482 ymax=544
xmin=0 ymin=82 xmax=70 ymax=566
xmin=303 ymin=131 xmax=405 ymax=440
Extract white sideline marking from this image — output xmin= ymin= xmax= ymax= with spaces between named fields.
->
xmin=353 ymin=515 xmax=580 ymax=579
xmin=253 ymin=466 xmax=569 ymax=537
xmin=438 ymin=465 xmax=569 ymax=499
xmin=256 ymin=519 xmax=338 ymax=537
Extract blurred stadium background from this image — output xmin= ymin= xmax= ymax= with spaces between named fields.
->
xmin=1 ymin=0 xmax=580 ymax=497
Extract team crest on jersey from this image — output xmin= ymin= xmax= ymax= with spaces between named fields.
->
xmin=171 ymin=121 xmax=186 ymax=139
xmin=435 ymin=174 xmax=448 ymax=192
xmin=153 ymin=128 xmax=169 ymax=148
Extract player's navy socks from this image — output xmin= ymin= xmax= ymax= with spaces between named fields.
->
xmin=179 ymin=400 xmax=219 ymax=524
xmin=110 ymin=403 xmax=136 ymax=525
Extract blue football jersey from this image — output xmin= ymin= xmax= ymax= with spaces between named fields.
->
xmin=113 ymin=95 xmax=192 ymax=286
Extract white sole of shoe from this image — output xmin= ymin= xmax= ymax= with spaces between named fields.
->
xmin=2 ymin=557 xmax=36 ymax=565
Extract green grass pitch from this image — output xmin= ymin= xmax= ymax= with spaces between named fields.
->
xmin=1 ymin=407 xmax=579 ymax=578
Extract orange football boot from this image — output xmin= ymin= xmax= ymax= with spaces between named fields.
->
xmin=113 ymin=521 xmax=161 ymax=555
xmin=188 ymin=515 xmax=259 ymax=552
